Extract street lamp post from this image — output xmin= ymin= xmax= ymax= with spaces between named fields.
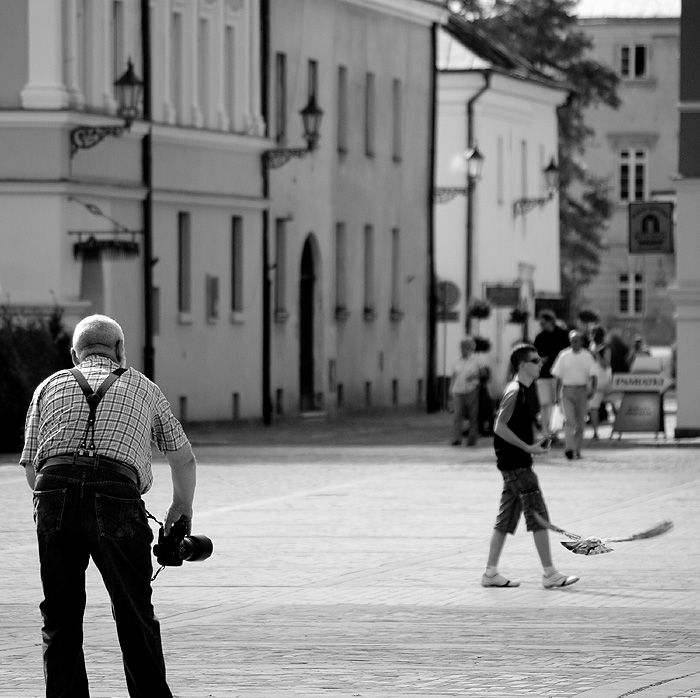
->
xmin=70 ymin=59 xmax=143 ymax=157
xmin=513 ymin=157 xmax=560 ymax=216
xmin=464 ymin=145 xmax=484 ymax=333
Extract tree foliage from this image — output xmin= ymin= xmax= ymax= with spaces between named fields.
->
xmin=0 ymin=308 xmax=72 ymax=452
xmin=451 ymin=0 xmax=620 ymax=319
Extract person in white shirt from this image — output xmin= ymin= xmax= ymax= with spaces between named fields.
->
xmin=450 ymin=337 xmax=482 ymax=446
xmin=550 ymin=330 xmax=597 ymax=460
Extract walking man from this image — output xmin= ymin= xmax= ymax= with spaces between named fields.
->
xmin=551 ymin=329 xmax=598 ymax=460
xmin=450 ymin=336 xmax=482 ymax=446
xmin=20 ymin=314 xmax=197 ymax=698
xmin=482 ymin=343 xmax=579 ymax=589
xmin=533 ymin=310 xmax=569 ymax=440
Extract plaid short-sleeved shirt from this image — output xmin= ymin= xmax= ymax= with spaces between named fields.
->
xmin=20 ymin=355 xmax=189 ymax=493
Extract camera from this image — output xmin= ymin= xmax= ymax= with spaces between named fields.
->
xmin=153 ymin=517 xmax=213 ymax=567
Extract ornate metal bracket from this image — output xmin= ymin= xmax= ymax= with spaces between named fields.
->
xmin=513 ymin=193 xmax=553 ymax=217
xmin=264 ymin=148 xmax=309 ymax=170
xmin=433 ymin=187 xmax=468 ymax=204
xmin=70 ymin=125 xmax=128 ymax=158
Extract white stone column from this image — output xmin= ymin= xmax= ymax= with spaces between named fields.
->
xmin=190 ymin=1 xmax=203 ymax=127
xmin=668 ymin=178 xmax=700 ymax=436
xmin=248 ymin=0 xmax=265 ymax=136
xmin=21 ymin=0 xmax=70 ymax=108
xmin=216 ymin=0 xmax=229 ymax=131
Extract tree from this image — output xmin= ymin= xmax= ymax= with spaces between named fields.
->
xmin=451 ymin=0 xmax=620 ymax=319
xmin=0 ymin=307 xmax=72 ymax=451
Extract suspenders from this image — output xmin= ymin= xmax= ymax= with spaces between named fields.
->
xmin=70 ymin=367 xmax=127 ymax=457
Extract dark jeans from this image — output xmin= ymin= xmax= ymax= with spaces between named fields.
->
xmin=33 ymin=462 xmax=172 ymax=698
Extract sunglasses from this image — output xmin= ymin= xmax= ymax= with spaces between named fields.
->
xmin=527 ymin=357 xmax=543 ymax=364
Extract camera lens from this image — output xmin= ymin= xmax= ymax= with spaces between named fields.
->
xmin=180 ymin=534 xmax=214 ymax=562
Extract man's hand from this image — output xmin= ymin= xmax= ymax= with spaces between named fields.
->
xmin=163 ymin=508 xmax=192 ymax=536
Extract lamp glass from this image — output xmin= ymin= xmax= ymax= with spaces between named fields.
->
xmin=544 ymin=157 xmax=559 ymax=191
xmin=114 ymin=59 xmax=143 ymax=123
xmin=300 ymin=95 xmax=324 ymax=150
xmin=465 ymin=145 xmax=484 ymax=180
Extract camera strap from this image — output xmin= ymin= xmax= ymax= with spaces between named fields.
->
xmin=146 ymin=509 xmax=167 ymax=581
xmin=70 ymin=367 xmax=127 ymax=457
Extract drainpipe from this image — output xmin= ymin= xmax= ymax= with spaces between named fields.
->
xmin=261 ymin=0 xmax=272 ymax=425
xmin=465 ymin=71 xmax=490 ymax=334
xmin=141 ymin=0 xmax=154 ymax=380
xmin=426 ymin=22 xmax=439 ymax=413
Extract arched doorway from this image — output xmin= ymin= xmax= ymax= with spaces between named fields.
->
xmin=299 ymin=236 xmax=317 ymax=411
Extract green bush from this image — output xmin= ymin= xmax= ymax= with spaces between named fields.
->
xmin=0 ymin=307 xmax=72 ymax=452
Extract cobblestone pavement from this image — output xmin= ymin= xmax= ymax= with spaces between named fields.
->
xmin=1 ymin=408 xmax=699 ymax=698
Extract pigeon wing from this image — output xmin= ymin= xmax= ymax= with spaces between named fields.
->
xmin=533 ymin=512 xmax=582 ymax=541
xmin=603 ymin=519 xmax=674 ymax=544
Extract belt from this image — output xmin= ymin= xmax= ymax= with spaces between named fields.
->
xmin=39 ymin=454 xmax=139 ymax=487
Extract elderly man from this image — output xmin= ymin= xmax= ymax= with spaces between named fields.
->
xmin=550 ymin=330 xmax=598 ymax=460
xmin=20 ymin=314 xmax=196 ymax=698
xmin=450 ymin=336 xmax=483 ymax=446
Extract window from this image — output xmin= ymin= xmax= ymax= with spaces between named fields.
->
xmin=365 ymin=72 xmax=375 ymax=157
xmin=619 ymin=149 xmax=647 ymax=202
xmin=337 ymin=65 xmax=348 ymax=154
xmin=308 ymin=59 xmax=318 ymax=99
xmin=198 ymin=18 xmax=210 ymax=126
xmin=335 ymin=222 xmax=348 ymax=320
xmin=620 ymin=44 xmax=648 ymax=79
xmin=390 ymin=227 xmax=401 ymax=315
xmin=497 ymin=137 xmax=504 ymax=205
xmin=231 ymin=216 xmax=243 ymax=313
xmin=274 ymin=218 xmax=287 ymax=319
xmin=275 ymin=53 xmax=287 ymax=143
xmin=224 ymin=26 xmax=236 ymax=130
xmin=111 ymin=1 xmax=125 ymax=87
xmin=177 ymin=213 xmax=191 ymax=314
xmin=618 ymin=273 xmax=644 ymax=316
xmin=205 ymin=275 xmax=219 ymax=323
xmin=171 ymin=12 xmax=184 ymax=124
xmin=520 ymin=140 xmax=528 ymax=200
xmin=392 ymin=78 xmax=402 ymax=162
xmin=363 ymin=224 xmax=375 ymax=319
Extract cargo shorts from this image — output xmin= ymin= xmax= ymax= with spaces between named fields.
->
xmin=494 ymin=466 xmax=549 ymax=534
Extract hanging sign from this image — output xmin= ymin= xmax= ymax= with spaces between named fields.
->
xmin=628 ymin=202 xmax=674 ymax=253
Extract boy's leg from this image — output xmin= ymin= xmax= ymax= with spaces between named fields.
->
xmin=482 ymin=474 xmax=521 ymax=587
xmin=486 ymin=529 xmax=507 ymax=568
xmin=533 ymin=528 xmax=553 ymax=569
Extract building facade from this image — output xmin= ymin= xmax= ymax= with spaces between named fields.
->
xmin=0 ymin=0 xmax=447 ymax=422
xmin=670 ymin=0 xmax=700 ymax=436
xmin=435 ymin=14 xmax=567 ymax=393
xmin=265 ymin=0 xmax=447 ymax=416
xmin=576 ymin=0 xmax=680 ymax=346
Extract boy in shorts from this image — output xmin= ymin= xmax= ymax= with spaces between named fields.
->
xmin=481 ymin=343 xmax=579 ymax=589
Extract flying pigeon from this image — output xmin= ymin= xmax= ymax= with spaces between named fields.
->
xmin=533 ymin=513 xmax=674 ymax=555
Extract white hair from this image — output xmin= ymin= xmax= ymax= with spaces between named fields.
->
xmin=72 ymin=314 xmax=125 ymax=360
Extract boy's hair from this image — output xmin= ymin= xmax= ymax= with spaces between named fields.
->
xmin=510 ymin=343 xmax=537 ymax=373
